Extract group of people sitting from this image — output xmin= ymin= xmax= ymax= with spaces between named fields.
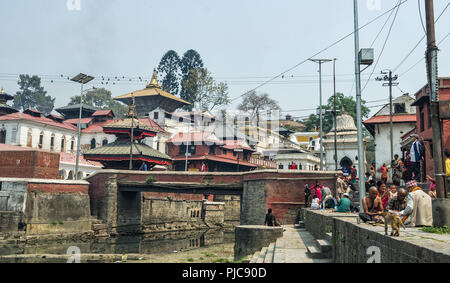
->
xmin=359 ymin=180 xmax=433 ymax=227
xmin=305 ymin=177 xmax=433 ymax=228
xmin=304 ymin=178 xmax=354 ymax=213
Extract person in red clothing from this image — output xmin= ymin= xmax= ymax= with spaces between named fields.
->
xmin=380 ymin=163 xmax=388 ymax=184
xmin=377 ymin=181 xmax=390 ymax=210
xmin=311 ymin=181 xmax=323 ymax=202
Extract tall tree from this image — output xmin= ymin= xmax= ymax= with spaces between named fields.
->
xmin=181 ymin=68 xmax=231 ymax=111
xmin=179 ymin=49 xmax=204 ymax=106
xmin=157 ymin=50 xmax=181 ymax=96
xmin=13 ymin=74 xmax=55 ymax=115
xmin=68 ymin=88 xmax=127 ymax=118
xmin=237 ymin=91 xmax=281 ymax=125
xmin=304 ymin=93 xmax=370 ymax=133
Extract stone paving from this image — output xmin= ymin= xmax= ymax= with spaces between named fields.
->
xmin=272 ymin=226 xmax=332 ymax=263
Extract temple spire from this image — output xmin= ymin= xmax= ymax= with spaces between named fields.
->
xmin=146 ymin=68 xmax=161 ymax=89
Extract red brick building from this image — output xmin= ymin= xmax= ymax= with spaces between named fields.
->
xmin=167 ymin=132 xmax=257 ymax=172
xmin=409 ymin=77 xmax=450 ymax=179
xmin=0 ymin=144 xmax=60 ymax=179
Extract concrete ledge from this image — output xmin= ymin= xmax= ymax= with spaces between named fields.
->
xmin=0 ymin=178 xmax=89 ymax=185
xmin=304 ymin=209 xmax=450 ymax=263
xmin=233 ymin=225 xmax=283 ymax=261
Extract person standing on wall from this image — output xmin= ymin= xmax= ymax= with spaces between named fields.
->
xmin=409 ymin=134 xmax=424 ymax=182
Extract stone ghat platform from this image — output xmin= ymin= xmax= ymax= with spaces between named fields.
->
xmin=303 ymin=209 xmax=450 ymax=263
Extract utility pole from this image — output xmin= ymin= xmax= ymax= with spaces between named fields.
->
xmin=129 ymin=94 xmax=136 ymax=170
xmin=354 ymin=0 xmax=371 ymax=213
xmin=310 ymin=58 xmax=332 ymax=171
xmin=425 ymin=0 xmax=446 ymax=198
xmin=333 ymin=58 xmax=338 ymax=171
xmin=376 ymin=70 xmax=399 ymax=183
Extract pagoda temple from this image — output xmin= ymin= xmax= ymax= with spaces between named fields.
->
xmin=0 ymin=88 xmax=18 ymax=116
xmin=83 ymin=98 xmax=172 ymax=170
xmin=114 ymin=69 xmax=191 ymax=117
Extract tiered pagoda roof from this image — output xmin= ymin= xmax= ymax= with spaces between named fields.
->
xmin=114 ymin=69 xmax=191 ymax=116
xmin=83 ymin=97 xmax=172 ymax=169
xmin=0 ymin=88 xmax=19 ymax=116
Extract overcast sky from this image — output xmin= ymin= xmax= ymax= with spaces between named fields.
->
xmin=0 ymin=0 xmax=449 ymax=119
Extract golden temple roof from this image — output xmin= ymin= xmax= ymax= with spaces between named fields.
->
xmin=114 ymin=68 xmax=190 ymax=107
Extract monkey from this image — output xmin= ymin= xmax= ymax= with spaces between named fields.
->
xmin=382 ymin=211 xmax=405 ymax=237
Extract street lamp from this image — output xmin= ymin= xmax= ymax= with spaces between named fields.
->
xmin=71 ymin=73 xmax=95 ymax=180
xmin=354 ymin=0 xmax=374 ymax=212
xmin=310 ymin=58 xmax=332 ymax=171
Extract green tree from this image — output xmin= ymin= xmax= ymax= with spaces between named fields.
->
xmin=68 ymin=88 xmax=127 ymax=118
xmin=181 ymin=68 xmax=231 ymax=111
xmin=157 ymin=50 xmax=181 ymax=96
xmin=13 ymin=75 xmax=55 ymax=115
xmin=179 ymin=49 xmax=204 ymax=107
xmin=237 ymin=91 xmax=281 ymax=124
xmin=304 ymin=93 xmax=370 ymax=133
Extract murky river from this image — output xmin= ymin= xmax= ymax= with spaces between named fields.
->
xmin=0 ymin=229 xmax=235 ymax=257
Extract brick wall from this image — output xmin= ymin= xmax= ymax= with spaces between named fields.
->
xmin=0 ymin=150 xmax=59 ymax=179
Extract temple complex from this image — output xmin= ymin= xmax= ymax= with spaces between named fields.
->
xmin=83 ymin=98 xmax=172 ymax=170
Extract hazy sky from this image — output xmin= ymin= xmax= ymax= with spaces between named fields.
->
xmin=0 ymin=0 xmax=449 ymax=119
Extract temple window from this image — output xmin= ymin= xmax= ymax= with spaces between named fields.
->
xmin=90 ymin=138 xmax=96 ymax=149
xmin=38 ymin=131 xmax=44 ymax=149
xmin=50 ymin=134 xmax=55 ymax=151
xmin=0 ymin=127 xmax=6 ymax=144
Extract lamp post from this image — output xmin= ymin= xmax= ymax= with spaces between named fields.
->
xmin=310 ymin=59 xmax=332 ymax=171
xmin=71 ymin=73 xmax=94 ymax=180
xmin=354 ymin=0 xmax=374 ymax=212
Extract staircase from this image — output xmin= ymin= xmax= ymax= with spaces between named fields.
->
xmin=249 ymin=223 xmax=333 ymax=263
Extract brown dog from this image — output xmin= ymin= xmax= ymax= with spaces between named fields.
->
xmin=382 ymin=212 xmax=405 ymax=237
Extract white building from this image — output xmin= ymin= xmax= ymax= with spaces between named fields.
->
xmin=363 ymin=93 xmax=416 ymax=181
xmin=323 ymin=112 xmax=367 ymax=172
xmin=0 ymin=109 xmax=103 ymax=179
xmin=273 ymin=148 xmax=321 ymax=171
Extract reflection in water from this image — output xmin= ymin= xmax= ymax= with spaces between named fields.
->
xmin=0 ymin=229 xmax=235 ymax=256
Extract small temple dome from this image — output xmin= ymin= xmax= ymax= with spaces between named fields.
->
xmin=330 ymin=113 xmax=357 ymax=133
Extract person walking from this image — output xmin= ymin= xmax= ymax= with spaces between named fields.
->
xmin=304 ymin=184 xmax=311 ymax=207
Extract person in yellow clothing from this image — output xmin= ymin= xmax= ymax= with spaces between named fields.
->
xmin=446 ymin=150 xmax=450 ymax=177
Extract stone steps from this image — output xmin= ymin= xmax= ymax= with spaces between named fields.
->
xmin=264 ymin=243 xmax=275 ymax=263
xmin=256 ymin=247 xmax=268 ymax=263
xmin=294 ymin=221 xmax=305 ymax=229
xmin=249 ymin=227 xmax=334 ymax=263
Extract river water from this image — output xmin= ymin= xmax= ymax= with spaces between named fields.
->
xmin=0 ymin=229 xmax=235 ymax=257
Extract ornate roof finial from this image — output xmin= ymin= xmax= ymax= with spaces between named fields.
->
xmin=127 ymin=93 xmax=138 ymax=119
xmin=0 ymin=88 xmax=4 ymax=94
xmin=146 ymin=68 xmax=161 ymax=89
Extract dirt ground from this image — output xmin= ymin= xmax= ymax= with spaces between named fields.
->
xmin=126 ymin=243 xmax=236 ymax=263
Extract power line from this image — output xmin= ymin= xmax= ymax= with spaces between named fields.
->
xmin=398 ymin=32 xmax=450 ymax=78
xmin=229 ymin=0 xmax=409 ymax=102
xmin=362 ymin=0 xmax=402 ymax=92
xmin=393 ymin=0 xmax=450 ymax=72
xmin=418 ymin=0 xmax=427 ymax=35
